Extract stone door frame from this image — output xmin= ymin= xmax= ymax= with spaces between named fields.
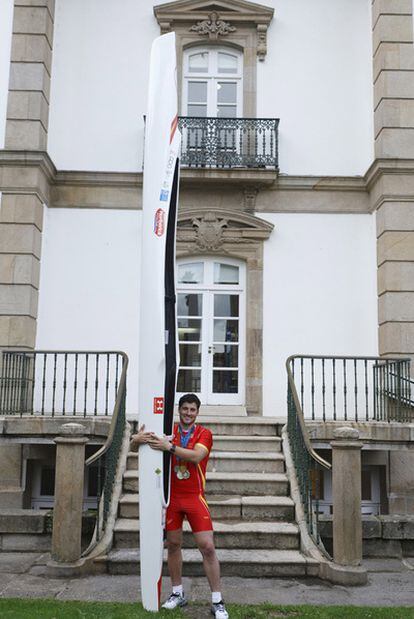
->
xmin=177 ymin=208 xmax=274 ymax=415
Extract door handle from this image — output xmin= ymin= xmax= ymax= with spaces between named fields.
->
xmin=208 ymin=345 xmax=215 ymax=354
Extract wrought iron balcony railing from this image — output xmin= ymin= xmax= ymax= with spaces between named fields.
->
xmin=178 ymin=116 xmax=279 ymax=169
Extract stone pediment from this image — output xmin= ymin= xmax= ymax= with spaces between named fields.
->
xmin=154 ymin=0 xmax=274 ymax=21
xmin=154 ymin=0 xmax=274 ymax=60
xmin=177 ymin=208 xmax=274 ymax=251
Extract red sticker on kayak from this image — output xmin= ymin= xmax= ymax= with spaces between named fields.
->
xmin=153 ymin=397 xmax=164 ymax=414
xmin=154 ymin=208 xmax=165 ymax=237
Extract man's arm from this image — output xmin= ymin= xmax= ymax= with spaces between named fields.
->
xmin=148 ymin=434 xmax=208 ymax=464
xmin=130 ymin=424 xmax=155 ymax=452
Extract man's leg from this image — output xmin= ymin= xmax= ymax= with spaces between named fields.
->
xmin=166 ymin=528 xmax=183 ymax=586
xmin=193 ymin=530 xmax=221 ymax=592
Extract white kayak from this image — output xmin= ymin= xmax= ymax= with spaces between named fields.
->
xmin=138 ymin=32 xmax=181 ymax=612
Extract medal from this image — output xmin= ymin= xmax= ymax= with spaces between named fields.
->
xmin=173 ymin=425 xmax=196 ymax=480
xmin=175 ymin=464 xmax=190 ymax=480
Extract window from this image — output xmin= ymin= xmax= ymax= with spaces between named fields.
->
xmin=177 ymin=257 xmax=245 ymax=405
xmin=183 ymin=47 xmax=243 ymax=118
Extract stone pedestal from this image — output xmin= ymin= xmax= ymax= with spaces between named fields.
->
xmin=51 ymin=423 xmax=88 ymax=564
xmin=331 ymin=427 xmax=363 ymax=567
xmin=0 ymin=444 xmax=23 ymax=507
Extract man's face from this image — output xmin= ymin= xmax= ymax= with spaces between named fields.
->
xmin=178 ymin=401 xmax=199 ymax=427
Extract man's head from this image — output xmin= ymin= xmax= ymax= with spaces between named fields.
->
xmin=178 ymin=393 xmax=201 ymax=428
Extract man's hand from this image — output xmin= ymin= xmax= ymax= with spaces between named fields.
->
xmin=148 ymin=434 xmax=172 ymax=452
xmin=130 ymin=424 xmax=155 ymax=451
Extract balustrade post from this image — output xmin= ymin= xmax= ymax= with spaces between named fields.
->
xmin=318 ymin=426 xmax=367 ymax=585
xmin=48 ymin=423 xmax=88 ymax=570
xmin=331 ymin=426 xmax=363 ymax=566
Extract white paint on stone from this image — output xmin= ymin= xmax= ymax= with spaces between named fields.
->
xmin=258 ymin=0 xmax=374 ymax=175
xmin=36 ymin=207 xmax=142 ymax=415
xmin=48 ymin=0 xmax=374 ymax=175
xmin=0 ymin=0 xmax=13 ymax=148
xmin=48 ymin=0 xmax=159 ymax=172
xmin=260 ymin=211 xmax=378 ymax=417
xmin=37 ymin=208 xmax=378 ymax=419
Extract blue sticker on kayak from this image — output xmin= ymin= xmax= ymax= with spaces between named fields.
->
xmin=160 ymin=189 xmax=169 ymax=202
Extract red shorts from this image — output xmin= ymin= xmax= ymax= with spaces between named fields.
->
xmin=166 ymin=493 xmax=213 ymax=533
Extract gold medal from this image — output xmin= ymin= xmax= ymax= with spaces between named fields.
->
xmin=175 ymin=464 xmax=190 ymax=480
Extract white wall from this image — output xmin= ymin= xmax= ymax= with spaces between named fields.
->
xmin=260 ymin=211 xmax=378 ymax=417
xmin=48 ymin=0 xmax=159 ymax=171
xmin=37 ymin=208 xmax=378 ymax=419
xmin=0 ymin=0 xmax=13 ymax=148
xmin=36 ymin=208 xmax=142 ymax=415
xmin=260 ymin=0 xmax=374 ymax=175
xmin=48 ymin=0 xmax=374 ymax=175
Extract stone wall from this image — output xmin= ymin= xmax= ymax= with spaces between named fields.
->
xmin=370 ymin=0 xmax=414 ymax=369
xmin=0 ymin=0 xmax=55 ymax=349
xmin=320 ymin=514 xmax=414 ymax=558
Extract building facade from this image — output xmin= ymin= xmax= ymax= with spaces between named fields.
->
xmin=0 ymin=0 xmax=414 ymax=516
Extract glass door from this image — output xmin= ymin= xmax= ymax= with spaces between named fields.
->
xmin=176 ymin=259 xmax=245 ymax=406
xmin=208 ymin=292 xmax=241 ymax=404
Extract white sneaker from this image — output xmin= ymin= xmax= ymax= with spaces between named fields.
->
xmin=211 ymin=600 xmax=229 ymax=619
xmin=162 ymin=592 xmax=188 ymax=610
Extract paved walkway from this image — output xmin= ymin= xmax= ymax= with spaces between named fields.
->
xmin=0 ymin=553 xmax=414 ymax=608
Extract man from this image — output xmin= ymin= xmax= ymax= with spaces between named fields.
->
xmin=131 ymin=393 xmax=229 ymax=619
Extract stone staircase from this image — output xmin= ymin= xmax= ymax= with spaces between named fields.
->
xmin=101 ymin=417 xmax=319 ymax=577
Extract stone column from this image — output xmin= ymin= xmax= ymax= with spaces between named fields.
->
xmin=331 ymin=427 xmax=363 ymax=566
xmin=370 ymin=0 xmax=414 ymax=369
xmin=0 ymin=0 xmax=55 ymax=349
xmin=51 ymin=423 xmax=88 ymax=565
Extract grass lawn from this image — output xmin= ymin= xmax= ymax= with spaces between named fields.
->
xmin=0 ymin=600 xmax=413 ymax=618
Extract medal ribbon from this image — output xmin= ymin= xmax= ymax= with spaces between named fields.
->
xmin=174 ymin=425 xmax=196 ymax=479
xmin=178 ymin=424 xmax=196 ymax=449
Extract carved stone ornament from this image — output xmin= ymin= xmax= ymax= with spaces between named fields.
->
xmin=192 ymin=212 xmax=228 ymax=250
xmin=256 ymin=24 xmax=268 ymax=61
xmin=190 ymin=11 xmax=236 ymax=40
xmin=243 ymin=186 xmax=259 ymax=212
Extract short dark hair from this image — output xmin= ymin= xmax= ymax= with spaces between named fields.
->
xmin=178 ymin=393 xmax=201 ymax=410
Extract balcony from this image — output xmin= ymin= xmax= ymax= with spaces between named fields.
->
xmin=178 ymin=116 xmax=279 ymax=186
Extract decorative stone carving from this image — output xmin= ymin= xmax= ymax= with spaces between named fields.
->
xmin=190 ymin=11 xmax=236 ymax=40
xmin=256 ymin=24 xmax=268 ymax=61
xmin=177 ymin=208 xmax=274 ymax=253
xmin=192 ymin=212 xmax=228 ymax=250
xmin=243 ymin=186 xmax=259 ymax=212
xmin=159 ymin=20 xmax=172 ymax=34
xmin=154 ymin=1 xmax=274 ymax=63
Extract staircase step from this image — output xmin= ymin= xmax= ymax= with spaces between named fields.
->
xmin=196 ymin=417 xmax=284 ymax=437
xmin=126 ymin=451 xmax=285 ymax=474
xmin=119 ymin=494 xmax=294 ymax=521
xmin=104 ymin=548 xmax=319 ymax=578
xmin=213 ymin=435 xmax=282 ymax=452
xmin=206 ymin=472 xmax=289 ymax=496
xmin=113 ymin=519 xmax=299 ymax=550
xmin=208 ymin=452 xmax=285 ymax=474
xmin=123 ymin=471 xmax=289 ymax=496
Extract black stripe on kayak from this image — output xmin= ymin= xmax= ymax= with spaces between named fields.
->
xmin=163 ymin=158 xmax=179 ymax=505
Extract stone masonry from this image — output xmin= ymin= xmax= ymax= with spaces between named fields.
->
xmin=0 ymin=0 xmax=55 ymax=349
xmin=370 ymin=0 xmax=414 ymax=368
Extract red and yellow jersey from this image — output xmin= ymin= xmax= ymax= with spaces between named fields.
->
xmin=170 ymin=423 xmax=213 ymax=496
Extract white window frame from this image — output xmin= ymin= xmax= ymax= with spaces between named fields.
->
xmin=176 ymin=256 xmax=246 ymax=406
xmin=183 ymin=46 xmax=243 ymax=118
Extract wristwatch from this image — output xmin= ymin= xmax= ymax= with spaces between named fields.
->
xmin=169 ymin=443 xmax=176 ymax=454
